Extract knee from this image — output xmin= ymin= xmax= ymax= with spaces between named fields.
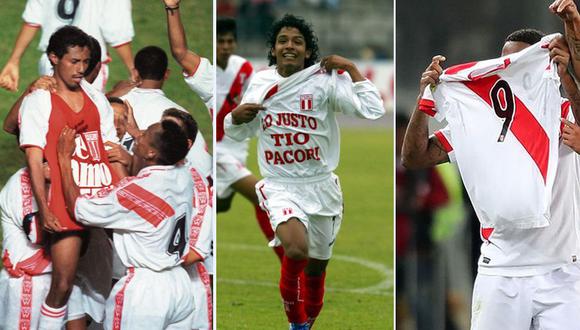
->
xmin=284 ymin=243 xmax=308 ymax=260
xmin=51 ymin=271 xmax=75 ymax=297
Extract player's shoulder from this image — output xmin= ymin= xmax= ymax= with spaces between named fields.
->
xmin=21 ymin=89 xmax=51 ymax=113
xmin=229 ymin=54 xmax=252 ymax=68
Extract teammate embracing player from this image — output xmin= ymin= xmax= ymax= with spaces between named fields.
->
xmin=225 ymin=14 xmax=385 ymax=330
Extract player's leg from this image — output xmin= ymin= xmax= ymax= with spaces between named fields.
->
xmin=39 ymin=232 xmax=84 ymax=330
xmin=232 ymin=174 xmax=284 ymax=260
xmin=276 ymin=218 xmax=309 ymax=326
xmin=65 ymin=317 xmax=87 ymax=330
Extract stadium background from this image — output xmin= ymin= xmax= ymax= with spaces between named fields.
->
xmin=396 ymin=2 xmax=570 ymax=330
xmin=217 ymin=0 xmax=394 ymax=328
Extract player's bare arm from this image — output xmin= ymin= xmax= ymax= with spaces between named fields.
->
xmin=320 ymin=55 xmax=365 ymax=82
xmin=0 ymin=23 xmax=39 ymax=92
xmin=561 ymin=118 xmax=580 ymax=152
xmin=4 ymin=76 xmax=56 ymax=135
xmin=231 ymin=103 xmax=266 ymax=125
xmin=550 ymin=0 xmax=580 ymax=63
xmin=401 ymin=55 xmax=450 ymax=169
xmin=183 ymin=249 xmax=204 ymax=266
xmin=114 ymin=43 xmax=138 ymax=82
xmin=105 ymin=141 xmax=133 ymax=170
xmin=56 ymin=126 xmax=82 ymax=220
xmin=25 ymin=147 xmax=62 ymax=232
xmin=162 ymin=0 xmax=201 ymax=76
xmin=548 ymin=35 xmax=580 ymax=123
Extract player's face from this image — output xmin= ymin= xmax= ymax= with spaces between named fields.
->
xmin=51 ymin=46 xmax=91 ymax=90
xmin=272 ymin=27 xmax=311 ymax=77
xmin=217 ymin=32 xmax=237 ymax=65
xmin=133 ymin=123 xmax=160 ymax=163
xmin=501 ymin=41 xmax=531 ymax=56
xmin=111 ymin=103 xmax=128 ymax=140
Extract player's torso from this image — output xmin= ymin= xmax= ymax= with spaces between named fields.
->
xmin=256 ymin=71 xmax=339 ymax=178
xmin=113 ymin=166 xmax=194 ymax=271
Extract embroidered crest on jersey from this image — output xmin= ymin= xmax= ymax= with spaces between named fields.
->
xmin=83 ymin=131 xmax=101 ymax=161
xmin=300 ymin=94 xmax=313 ymax=111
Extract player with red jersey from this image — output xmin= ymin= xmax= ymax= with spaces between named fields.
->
xmin=18 ymin=26 xmax=124 ymax=330
xmin=216 ymin=17 xmax=284 ymax=261
xmin=225 ymin=15 xmax=385 ymax=330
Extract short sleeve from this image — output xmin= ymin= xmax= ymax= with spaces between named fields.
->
xmin=432 ymin=125 xmax=456 ymax=163
xmin=184 ymin=58 xmax=214 ymax=109
xmin=100 ymin=0 xmax=134 ymax=47
xmin=19 ymin=90 xmax=51 ymax=150
xmin=22 ymin=0 xmax=43 ymax=26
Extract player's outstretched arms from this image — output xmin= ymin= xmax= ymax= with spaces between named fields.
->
xmin=162 ymin=0 xmax=201 ymax=76
xmin=4 ymin=76 xmax=56 ymax=135
xmin=401 ymin=55 xmax=450 ymax=169
xmin=231 ymin=103 xmax=265 ymax=125
xmin=320 ymin=55 xmax=365 ymax=82
xmin=562 ymin=118 xmax=580 ymax=153
xmin=0 ymin=23 xmax=39 ymax=92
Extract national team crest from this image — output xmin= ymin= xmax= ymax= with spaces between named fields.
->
xmin=300 ymin=94 xmax=313 ymax=111
xmin=83 ymin=131 xmax=101 ymax=161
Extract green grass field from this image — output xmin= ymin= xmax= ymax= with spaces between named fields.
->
xmin=217 ymin=128 xmax=394 ymax=329
xmin=0 ymin=0 xmax=213 ymax=186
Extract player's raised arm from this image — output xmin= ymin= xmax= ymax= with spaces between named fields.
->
xmin=401 ymin=55 xmax=451 ymax=169
xmin=0 ymin=23 xmax=39 ymax=92
xmin=162 ymin=0 xmax=201 ymax=76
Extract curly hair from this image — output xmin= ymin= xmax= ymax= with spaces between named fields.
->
xmin=505 ymin=29 xmax=545 ymax=45
xmin=266 ymin=14 xmax=319 ymax=68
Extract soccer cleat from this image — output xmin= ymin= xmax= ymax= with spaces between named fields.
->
xmin=289 ymin=322 xmax=310 ymax=330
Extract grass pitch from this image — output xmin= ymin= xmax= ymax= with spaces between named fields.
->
xmin=217 ymin=128 xmax=394 ymax=329
xmin=0 ymin=0 xmax=213 ymax=186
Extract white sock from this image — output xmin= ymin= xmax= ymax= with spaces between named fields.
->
xmin=38 ymin=302 xmax=66 ymax=330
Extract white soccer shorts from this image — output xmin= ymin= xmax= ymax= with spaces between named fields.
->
xmin=216 ymin=152 xmax=252 ymax=199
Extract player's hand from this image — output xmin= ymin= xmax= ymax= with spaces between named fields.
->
xmin=419 ymin=55 xmax=446 ymax=95
xmin=39 ymin=208 xmax=63 ymax=233
xmin=57 ymin=126 xmax=77 ymax=160
xmin=105 ymin=141 xmax=132 ymax=168
xmin=0 ymin=61 xmax=20 ymax=92
xmin=320 ymin=55 xmax=354 ymax=72
xmin=549 ymin=0 xmax=580 ymax=22
xmin=231 ymin=103 xmax=265 ymax=124
xmin=108 ymin=79 xmax=140 ymax=98
xmin=124 ymin=100 xmax=141 ymax=138
xmin=29 ymin=75 xmax=57 ymax=94
xmin=549 ymin=35 xmax=571 ymax=77
xmin=562 ymin=118 xmax=580 ymax=153
xmin=162 ymin=0 xmax=181 ymax=8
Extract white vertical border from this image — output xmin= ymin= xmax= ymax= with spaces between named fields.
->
xmin=392 ymin=0 xmax=397 ymax=328
xmin=212 ymin=0 xmax=217 ymax=328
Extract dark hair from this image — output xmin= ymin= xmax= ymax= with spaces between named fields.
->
xmin=86 ymin=36 xmax=101 ymax=75
xmin=46 ymin=26 xmax=91 ymax=62
xmin=134 ymin=46 xmax=168 ymax=81
xmin=153 ymin=120 xmax=189 ymax=165
xmin=107 ymin=96 xmax=124 ymax=106
xmin=266 ymin=14 xmax=319 ymax=67
xmin=505 ymin=29 xmax=545 ymax=45
xmin=162 ymin=108 xmax=198 ymax=143
xmin=217 ymin=17 xmax=237 ymax=40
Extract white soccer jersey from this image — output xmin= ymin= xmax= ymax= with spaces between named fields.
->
xmin=184 ymin=57 xmax=215 ymax=111
xmin=22 ymin=0 xmax=134 ymax=61
xmin=120 ymin=87 xmax=213 ymax=179
xmin=189 ymin=167 xmax=212 ymax=262
xmin=421 ymin=33 xmax=562 ymax=230
xmin=74 ymin=164 xmax=194 ymax=271
xmin=224 ymin=64 xmax=385 ymax=179
xmin=216 ymin=54 xmax=254 ymax=162
xmin=434 ymin=100 xmax=580 ymax=277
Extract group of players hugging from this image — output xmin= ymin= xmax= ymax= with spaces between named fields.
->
xmin=0 ymin=0 xmax=214 ymax=329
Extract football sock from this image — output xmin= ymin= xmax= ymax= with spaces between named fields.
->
xmin=305 ymin=272 xmax=326 ymax=325
xmin=38 ymin=302 xmax=66 ymax=330
xmin=254 ymin=205 xmax=284 ymax=261
xmin=280 ymin=256 xmax=308 ymax=324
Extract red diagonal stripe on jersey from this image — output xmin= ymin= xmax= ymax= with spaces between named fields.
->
xmin=481 ymin=227 xmax=494 ymax=241
xmin=444 ymin=61 xmax=477 ymax=75
xmin=264 ymin=85 xmax=279 ymax=101
xmin=463 ymin=75 xmax=549 ymax=182
xmin=217 ymin=61 xmax=253 ymax=141
xmin=117 ymin=183 xmax=175 ymax=227
xmin=434 ymin=131 xmax=453 ymax=152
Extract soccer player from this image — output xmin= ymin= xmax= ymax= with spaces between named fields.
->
xmin=56 ymin=120 xmax=195 ymax=329
xmin=18 ymin=26 xmax=125 ymax=330
xmin=224 ymin=14 xmax=385 ymax=329
xmin=216 ymin=17 xmax=284 ymax=261
xmin=401 ymin=29 xmax=580 ymax=329
xmin=0 ymin=0 xmax=135 ymax=92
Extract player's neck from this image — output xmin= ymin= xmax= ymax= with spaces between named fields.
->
xmin=277 ymin=64 xmax=303 ymax=77
xmin=139 ymin=79 xmax=164 ymax=90
xmin=217 ymin=57 xmax=228 ymax=70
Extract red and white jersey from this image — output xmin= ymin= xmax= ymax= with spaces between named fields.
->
xmin=216 ymin=54 xmax=254 ymax=162
xmin=184 ymin=57 xmax=214 ymax=111
xmin=22 ymin=0 xmax=134 ymax=62
xmin=449 ymin=108 xmax=580 ymax=277
xmin=224 ymin=64 xmax=385 ymax=179
xmin=0 ymin=168 xmax=51 ymax=277
xmin=188 ymin=167 xmax=212 ymax=261
xmin=74 ymin=165 xmax=194 ymax=271
xmin=120 ymin=87 xmax=212 ymax=179
xmin=19 ymin=80 xmax=119 ymax=231
xmin=421 ymin=33 xmax=562 ymax=230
